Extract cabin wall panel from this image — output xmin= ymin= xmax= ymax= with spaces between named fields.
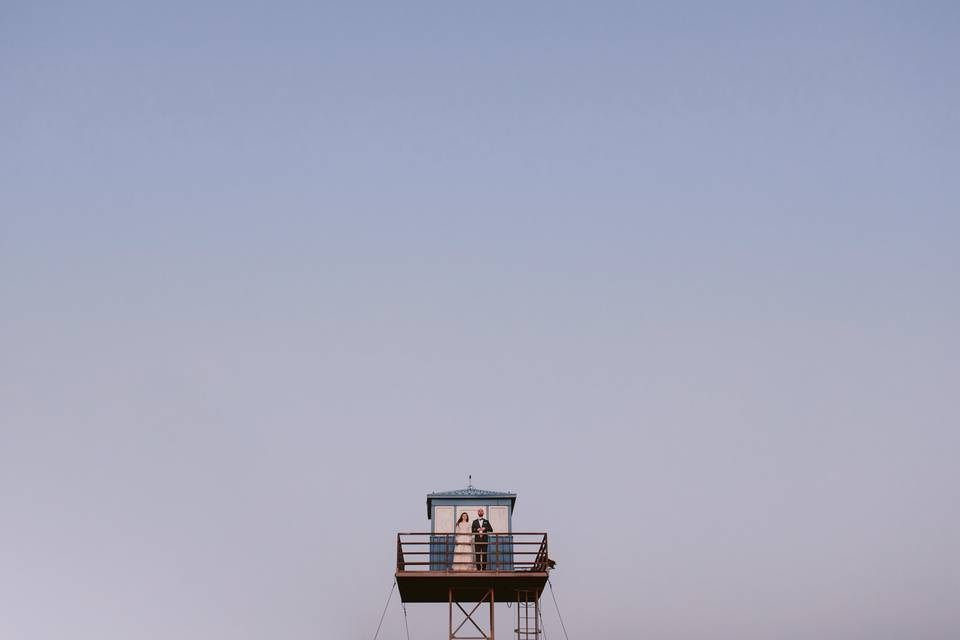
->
xmin=433 ymin=506 xmax=455 ymax=534
xmin=488 ymin=506 xmax=509 ymax=533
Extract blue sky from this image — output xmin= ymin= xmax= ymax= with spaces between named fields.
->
xmin=2 ymin=2 xmax=958 ymax=639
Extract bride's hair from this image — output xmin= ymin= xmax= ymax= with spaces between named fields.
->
xmin=458 ymin=512 xmax=470 ymax=523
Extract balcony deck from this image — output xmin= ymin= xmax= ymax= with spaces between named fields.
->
xmin=395 ymin=570 xmax=549 ymax=603
xmin=395 ymin=532 xmax=551 ymax=603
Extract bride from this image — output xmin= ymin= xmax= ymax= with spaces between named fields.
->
xmin=452 ymin=512 xmax=473 ymax=571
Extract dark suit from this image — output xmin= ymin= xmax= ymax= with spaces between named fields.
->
xmin=472 ymin=518 xmax=492 ymax=570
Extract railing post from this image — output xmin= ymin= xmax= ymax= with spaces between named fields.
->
xmin=397 ymin=533 xmax=404 ymax=572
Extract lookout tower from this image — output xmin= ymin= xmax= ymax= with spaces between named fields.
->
xmin=396 ymin=483 xmax=553 ymax=640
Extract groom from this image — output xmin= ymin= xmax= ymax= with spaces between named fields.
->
xmin=472 ymin=508 xmax=493 ymax=571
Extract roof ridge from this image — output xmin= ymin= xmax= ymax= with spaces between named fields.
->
xmin=428 ymin=487 xmax=516 ymax=496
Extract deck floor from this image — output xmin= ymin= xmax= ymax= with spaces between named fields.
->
xmin=395 ymin=571 xmax=549 ymax=603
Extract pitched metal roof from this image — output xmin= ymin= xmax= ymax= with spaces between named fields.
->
xmin=429 ymin=487 xmax=516 ymax=498
xmin=426 ymin=486 xmax=518 ymax=518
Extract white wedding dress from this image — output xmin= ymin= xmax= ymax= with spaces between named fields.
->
xmin=452 ymin=521 xmax=473 ymax=571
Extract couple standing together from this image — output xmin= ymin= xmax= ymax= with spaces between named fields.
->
xmin=452 ymin=508 xmax=493 ymax=571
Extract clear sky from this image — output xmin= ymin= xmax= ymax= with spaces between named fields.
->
xmin=2 ymin=2 xmax=958 ymax=639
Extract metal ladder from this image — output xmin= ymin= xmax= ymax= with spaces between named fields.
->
xmin=514 ymin=589 xmax=541 ymax=640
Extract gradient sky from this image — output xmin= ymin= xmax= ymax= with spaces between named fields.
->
xmin=2 ymin=2 xmax=958 ymax=639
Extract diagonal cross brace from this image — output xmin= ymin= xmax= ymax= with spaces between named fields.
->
xmin=449 ymin=588 xmax=494 ymax=640
xmin=453 ymin=595 xmax=488 ymax=637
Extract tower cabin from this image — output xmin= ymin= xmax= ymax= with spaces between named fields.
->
xmin=395 ymin=484 xmax=552 ymax=639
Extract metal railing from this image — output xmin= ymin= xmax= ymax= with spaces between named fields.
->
xmin=396 ymin=532 xmax=549 ymax=573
